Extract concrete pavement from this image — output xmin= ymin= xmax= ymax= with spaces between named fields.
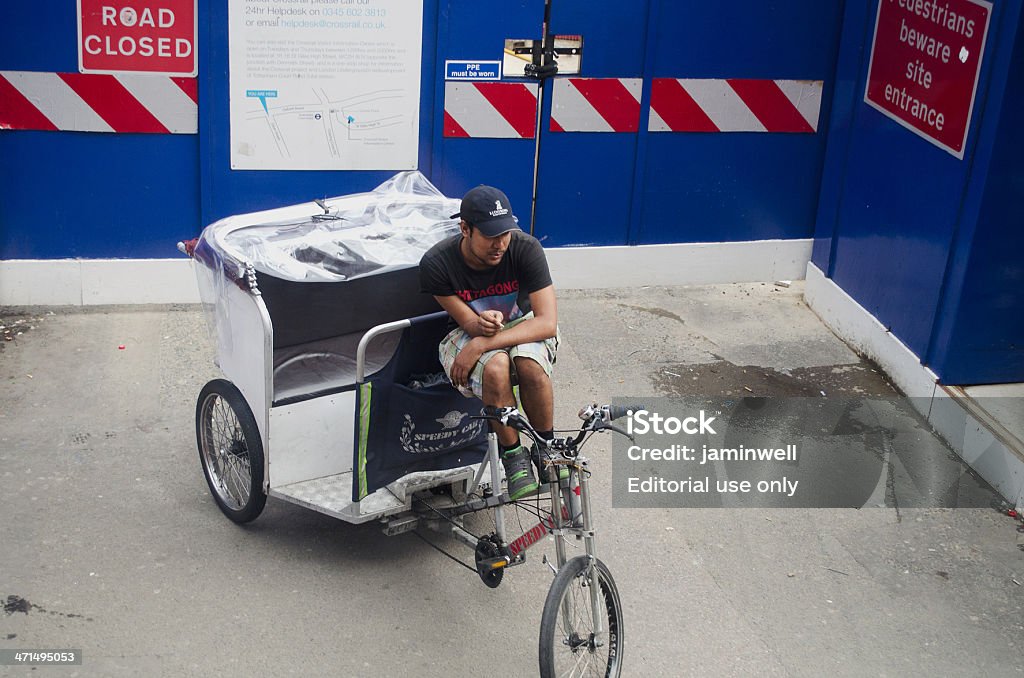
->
xmin=1 ymin=282 xmax=1022 ymax=677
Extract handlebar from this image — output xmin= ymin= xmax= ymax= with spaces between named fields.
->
xmin=475 ymin=402 xmax=645 ymax=456
xmin=606 ymin=404 xmax=644 ymax=422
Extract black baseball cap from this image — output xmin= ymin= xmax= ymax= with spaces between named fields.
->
xmin=450 ymin=185 xmax=521 ymax=237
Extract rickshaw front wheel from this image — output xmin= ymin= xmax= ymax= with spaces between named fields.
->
xmin=196 ymin=379 xmax=267 ymax=524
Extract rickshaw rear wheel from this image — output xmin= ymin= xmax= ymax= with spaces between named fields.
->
xmin=196 ymin=379 xmax=267 ymax=524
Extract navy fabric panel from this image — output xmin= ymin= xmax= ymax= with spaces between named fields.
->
xmin=355 ymin=314 xmax=487 ymax=501
xmin=256 ymin=268 xmax=440 ymax=349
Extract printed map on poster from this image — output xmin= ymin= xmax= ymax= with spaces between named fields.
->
xmin=229 ymin=0 xmax=422 ymax=170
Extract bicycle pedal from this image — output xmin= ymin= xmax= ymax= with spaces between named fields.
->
xmin=479 ymin=556 xmax=509 ymax=570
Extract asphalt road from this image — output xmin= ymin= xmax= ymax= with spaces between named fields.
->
xmin=1 ymin=282 xmax=1022 ymax=677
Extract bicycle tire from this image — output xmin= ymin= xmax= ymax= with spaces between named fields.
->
xmin=539 ymin=556 xmax=623 ymax=678
xmin=196 ymin=379 xmax=267 ymax=524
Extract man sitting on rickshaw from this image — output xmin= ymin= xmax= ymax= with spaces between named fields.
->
xmin=419 ymin=185 xmax=561 ymax=500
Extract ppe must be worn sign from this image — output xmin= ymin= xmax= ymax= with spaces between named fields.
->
xmin=78 ymin=0 xmax=197 ymax=76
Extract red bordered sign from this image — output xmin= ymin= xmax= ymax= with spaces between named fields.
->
xmin=78 ymin=0 xmax=198 ymax=76
xmin=864 ymin=0 xmax=992 ymax=159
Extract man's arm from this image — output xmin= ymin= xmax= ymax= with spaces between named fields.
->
xmin=439 ymin=286 xmax=557 ymax=389
xmin=434 ymin=295 xmax=504 ymax=338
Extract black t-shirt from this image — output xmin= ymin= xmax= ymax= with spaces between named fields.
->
xmin=419 ymin=230 xmax=552 ymax=326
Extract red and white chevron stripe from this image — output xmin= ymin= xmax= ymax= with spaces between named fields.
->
xmin=0 ymin=71 xmax=197 ymax=134
xmin=650 ymin=79 xmax=822 ymax=133
xmin=550 ymin=78 xmax=642 ymax=132
xmin=443 ymin=82 xmax=538 ymax=138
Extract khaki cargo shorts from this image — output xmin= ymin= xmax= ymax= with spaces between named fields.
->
xmin=439 ymin=313 xmax=559 ymax=399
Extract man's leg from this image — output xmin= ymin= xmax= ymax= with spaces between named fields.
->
xmin=482 ymin=352 xmax=520 ymax=447
xmin=481 ymin=352 xmax=539 ymax=499
xmin=513 ymin=355 xmax=554 ymax=432
xmin=514 ymin=355 xmax=566 ymax=483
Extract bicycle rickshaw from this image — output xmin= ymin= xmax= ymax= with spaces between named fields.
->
xmin=182 ymin=172 xmax=629 ymax=676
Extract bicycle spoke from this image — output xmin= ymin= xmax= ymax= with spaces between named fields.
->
xmin=547 ymin=562 xmax=617 ymax=678
xmin=225 ymin=454 xmax=251 ymax=505
xmin=202 ymin=393 xmax=253 ymax=510
xmin=196 ymin=382 xmax=266 ymax=524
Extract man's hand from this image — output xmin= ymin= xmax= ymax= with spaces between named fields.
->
xmin=475 ymin=310 xmax=504 ymax=337
xmin=449 ymin=337 xmax=486 ymax=389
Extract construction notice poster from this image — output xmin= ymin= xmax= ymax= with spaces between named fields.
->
xmin=229 ymin=0 xmax=422 ymax=170
xmin=864 ymin=0 xmax=992 ymax=159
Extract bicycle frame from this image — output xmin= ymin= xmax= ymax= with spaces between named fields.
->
xmin=448 ymin=430 xmax=609 ymax=645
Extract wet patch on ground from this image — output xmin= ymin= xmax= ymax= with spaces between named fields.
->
xmin=3 ymin=595 xmax=30 ymax=614
xmin=616 ymin=304 xmax=686 ymax=325
xmin=651 ymin=357 xmax=900 ymax=398
xmin=3 ymin=595 xmax=93 ymax=621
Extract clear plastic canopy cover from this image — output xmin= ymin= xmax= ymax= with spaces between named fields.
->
xmin=197 ymin=171 xmax=461 ymax=283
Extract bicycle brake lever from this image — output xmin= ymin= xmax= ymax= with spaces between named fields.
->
xmin=597 ymin=421 xmax=634 ymax=442
xmin=474 ymin=406 xmax=518 ymax=425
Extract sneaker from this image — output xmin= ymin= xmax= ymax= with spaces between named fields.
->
xmin=531 ymin=443 xmax=569 ymax=484
xmin=501 ymin=445 xmax=539 ymax=500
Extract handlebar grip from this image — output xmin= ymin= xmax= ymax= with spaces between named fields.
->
xmin=482 ymin=405 xmax=503 ymax=418
xmin=608 ymin=404 xmax=645 ymax=421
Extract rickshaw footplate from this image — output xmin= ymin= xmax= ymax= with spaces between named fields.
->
xmin=269 ymin=466 xmax=480 ymax=524
xmin=270 ymin=472 xmax=401 ymax=523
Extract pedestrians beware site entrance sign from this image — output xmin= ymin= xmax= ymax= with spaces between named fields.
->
xmin=78 ymin=0 xmax=198 ymax=76
xmin=864 ymin=0 xmax=992 ymax=159
xmin=445 ymin=61 xmax=502 ymax=81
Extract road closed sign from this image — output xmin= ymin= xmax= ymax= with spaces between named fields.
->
xmin=864 ymin=0 xmax=992 ymax=159
xmin=78 ymin=0 xmax=197 ymax=76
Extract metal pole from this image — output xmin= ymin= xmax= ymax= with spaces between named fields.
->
xmin=488 ymin=434 xmax=507 ymax=544
xmin=528 ymin=0 xmax=553 ymax=235
xmin=579 ymin=465 xmax=605 ymax=641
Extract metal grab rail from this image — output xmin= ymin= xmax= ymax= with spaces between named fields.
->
xmin=354 ymin=310 xmax=449 ymax=383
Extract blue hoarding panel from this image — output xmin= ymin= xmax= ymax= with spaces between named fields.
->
xmin=637 ymin=0 xmax=844 ymax=245
xmin=0 ymin=1 xmax=79 ymax=72
xmin=829 ymin=89 xmax=978 ymax=357
xmin=549 ymin=0 xmax=650 ymax=78
xmin=433 ymin=0 xmax=543 ymax=226
xmin=814 ymin=0 xmax=1008 ymax=365
xmin=812 ymin=0 xmax=874 ymax=275
xmin=0 ymin=0 xmax=201 ymax=259
xmin=531 ymin=0 xmax=650 ymax=246
xmin=639 ymin=134 xmax=830 ymax=244
xmin=533 ymin=105 xmax=641 ymax=247
xmin=651 ymin=1 xmax=847 ymax=78
xmin=927 ymin=2 xmax=1024 ymax=384
xmin=0 ymin=132 xmax=200 ymax=258
xmin=434 ymin=138 xmax=536 ymax=229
